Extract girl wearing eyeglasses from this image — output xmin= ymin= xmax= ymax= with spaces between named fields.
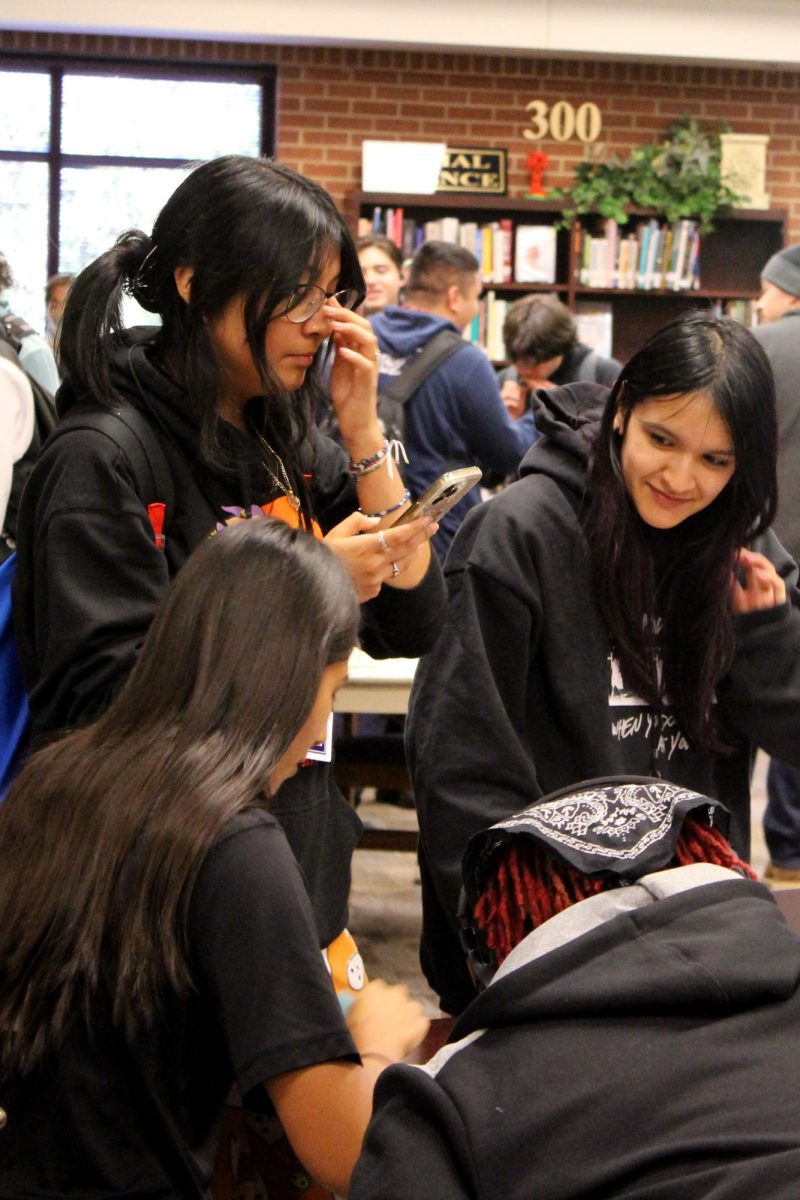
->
xmin=12 ymin=155 xmax=443 ymax=1194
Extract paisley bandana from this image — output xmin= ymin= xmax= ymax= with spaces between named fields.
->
xmin=462 ymin=775 xmax=729 ymax=904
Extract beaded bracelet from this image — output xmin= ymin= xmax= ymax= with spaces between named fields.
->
xmin=359 ymin=489 xmax=411 ymax=519
xmin=348 ymin=439 xmax=389 ymax=477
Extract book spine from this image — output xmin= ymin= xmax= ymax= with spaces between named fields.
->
xmin=500 ymin=219 xmax=513 ymax=285
xmin=604 ymin=219 xmax=618 ymax=289
xmin=671 ymin=219 xmax=690 ymax=291
xmin=492 ymin=223 xmax=505 ymax=285
xmin=481 ymin=225 xmax=494 ymax=284
xmin=636 ymin=222 xmax=651 ymax=289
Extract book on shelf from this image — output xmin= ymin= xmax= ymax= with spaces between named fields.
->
xmin=465 ymin=289 xmax=509 ymax=361
xmin=493 ymin=220 xmax=513 ymax=285
xmin=576 ymin=217 xmax=702 ymax=292
xmin=574 ymin=301 xmax=614 ymax=359
xmin=359 ymin=208 xmax=514 ymax=283
xmin=712 ymin=298 xmax=759 ymax=328
xmin=440 ymin=215 xmax=461 ymax=244
xmin=514 ymin=224 xmax=556 ymax=284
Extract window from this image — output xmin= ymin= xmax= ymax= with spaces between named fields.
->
xmin=0 ymin=58 xmax=275 ymax=334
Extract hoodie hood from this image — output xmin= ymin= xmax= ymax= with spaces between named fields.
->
xmin=58 ymin=327 xmax=197 ymax=442
xmin=56 ymin=326 xmax=288 ymax=514
xmin=516 ymin=380 xmax=609 ymax=499
xmin=453 ymin=873 xmax=800 ymax=1042
xmin=370 ymin=307 xmax=459 ymax=362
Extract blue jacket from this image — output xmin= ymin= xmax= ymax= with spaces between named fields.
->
xmin=371 ymin=308 xmax=537 ymax=558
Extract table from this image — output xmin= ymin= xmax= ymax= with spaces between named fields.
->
xmin=335 ymin=649 xmax=419 ymax=851
xmin=335 ymin=648 xmax=418 ymax=715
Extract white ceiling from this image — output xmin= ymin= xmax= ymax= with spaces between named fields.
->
xmin=4 ymin=0 xmax=800 ymax=68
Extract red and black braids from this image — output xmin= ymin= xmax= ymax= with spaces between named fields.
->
xmin=474 ymin=815 xmax=756 ymax=969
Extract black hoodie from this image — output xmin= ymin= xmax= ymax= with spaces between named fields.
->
xmin=13 ymin=328 xmax=446 ymax=944
xmin=408 ymin=382 xmax=800 ymax=1013
xmin=352 ymin=869 xmax=800 ymax=1200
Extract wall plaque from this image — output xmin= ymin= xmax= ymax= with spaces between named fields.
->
xmin=437 ymin=148 xmax=508 ymax=195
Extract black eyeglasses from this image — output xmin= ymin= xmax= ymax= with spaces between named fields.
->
xmin=279 ymin=284 xmax=363 ymax=324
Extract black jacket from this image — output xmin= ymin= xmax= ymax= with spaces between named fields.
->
xmin=13 ymin=328 xmax=446 ymax=943
xmin=408 ymin=382 xmax=800 ymax=1012
xmin=352 ymin=869 xmax=800 ymax=1200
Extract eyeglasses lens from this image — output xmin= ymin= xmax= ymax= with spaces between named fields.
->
xmin=284 ymin=286 xmax=361 ymax=324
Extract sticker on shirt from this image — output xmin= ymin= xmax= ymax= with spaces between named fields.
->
xmin=305 ymin=712 xmax=333 ymax=764
xmin=214 ymin=498 xmax=323 ymax=540
xmin=322 ymin=927 xmax=368 ymax=999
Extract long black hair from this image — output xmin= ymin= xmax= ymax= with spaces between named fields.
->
xmin=585 ymin=311 xmax=777 ymax=752
xmin=0 ymin=520 xmax=360 ymax=1077
xmin=58 ymin=155 xmax=364 ymax=488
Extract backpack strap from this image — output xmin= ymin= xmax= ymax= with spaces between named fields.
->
xmin=0 ymin=312 xmax=35 ymax=354
xmin=0 ymin=552 xmax=29 ymax=797
xmin=0 ymin=331 xmax=57 ymax=551
xmin=380 ymin=328 xmax=468 ymax=408
xmin=575 ymin=349 xmax=600 ymax=383
xmin=54 ymin=403 xmax=176 ymax=548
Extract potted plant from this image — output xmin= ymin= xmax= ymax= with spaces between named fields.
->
xmin=553 ymin=115 xmax=748 ymax=232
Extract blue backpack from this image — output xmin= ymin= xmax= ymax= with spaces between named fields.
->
xmin=0 ymin=553 xmax=28 ymax=796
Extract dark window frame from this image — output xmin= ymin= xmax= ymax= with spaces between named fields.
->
xmin=0 ymin=52 xmax=277 ymax=277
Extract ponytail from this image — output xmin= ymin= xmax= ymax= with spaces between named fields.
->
xmin=58 ymin=229 xmax=153 ymax=403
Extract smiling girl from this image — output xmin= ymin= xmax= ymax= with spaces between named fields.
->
xmin=407 ymin=310 xmax=800 ymax=1014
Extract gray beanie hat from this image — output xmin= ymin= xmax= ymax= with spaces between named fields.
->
xmin=761 ymin=243 xmax=800 ymax=299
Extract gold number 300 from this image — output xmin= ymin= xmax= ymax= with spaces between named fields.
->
xmin=523 ymin=100 xmax=601 ymax=143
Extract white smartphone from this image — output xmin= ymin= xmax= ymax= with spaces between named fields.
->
xmin=395 ymin=467 xmax=483 ymax=526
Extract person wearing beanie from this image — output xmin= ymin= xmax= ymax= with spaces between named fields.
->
xmin=352 ymin=778 xmax=800 ymax=1200
xmin=754 ymin=244 xmax=800 ymax=883
xmin=757 ymin=242 xmax=800 ymax=321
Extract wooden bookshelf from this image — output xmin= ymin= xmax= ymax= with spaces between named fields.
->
xmin=346 ymin=191 xmax=787 ymax=363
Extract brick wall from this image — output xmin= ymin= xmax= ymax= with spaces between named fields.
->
xmin=2 ymin=29 xmax=799 ymax=241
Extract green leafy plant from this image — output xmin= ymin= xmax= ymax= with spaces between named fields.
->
xmin=552 ymin=115 xmax=747 ymax=232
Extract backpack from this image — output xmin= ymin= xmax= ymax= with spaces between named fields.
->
xmin=0 ymin=402 xmax=174 ymax=798
xmin=575 ymin=349 xmax=602 ymax=383
xmin=377 ymin=328 xmax=468 ymax=444
xmin=0 ymin=315 xmax=58 ymax=562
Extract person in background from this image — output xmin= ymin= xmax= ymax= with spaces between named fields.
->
xmin=313 ymin=236 xmax=404 ymax=435
xmin=0 ymin=251 xmax=60 ymax=397
xmin=357 ymin=234 xmax=404 ymax=316
xmin=372 ymin=241 xmax=537 ymax=560
xmin=497 ymin=293 xmax=621 ymax=419
xmin=44 ymin=271 xmax=74 ymax=348
xmin=0 ymin=520 xmax=429 ymax=1199
xmin=752 ymin=242 xmax=800 ymax=883
xmin=408 ymin=311 xmax=800 ymax=1015
xmin=352 ymin=778 xmax=800 ymax=1200
xmin=0 ymin=356 xmax=34 ymax=542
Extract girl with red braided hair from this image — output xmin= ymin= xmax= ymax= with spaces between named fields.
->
xmin=352 ymin=777 xmax=800 ymax=1200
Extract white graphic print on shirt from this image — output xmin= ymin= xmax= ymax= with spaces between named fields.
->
xmin=608 ymin=650 xmax=690 ymax=763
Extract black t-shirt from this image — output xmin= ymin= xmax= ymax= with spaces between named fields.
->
xmin=0 ymin=809 xmax=358 ymax=1198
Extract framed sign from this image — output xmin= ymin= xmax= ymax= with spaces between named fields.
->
xmin=437 ymin=147 xmax=507 ymax=195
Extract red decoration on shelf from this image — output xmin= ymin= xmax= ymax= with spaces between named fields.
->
xmin=526 ymin=150 xmax=549 ymax=197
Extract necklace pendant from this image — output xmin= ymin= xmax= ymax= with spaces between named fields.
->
xmin=286 ymin=490 xmax=301 ymax=512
